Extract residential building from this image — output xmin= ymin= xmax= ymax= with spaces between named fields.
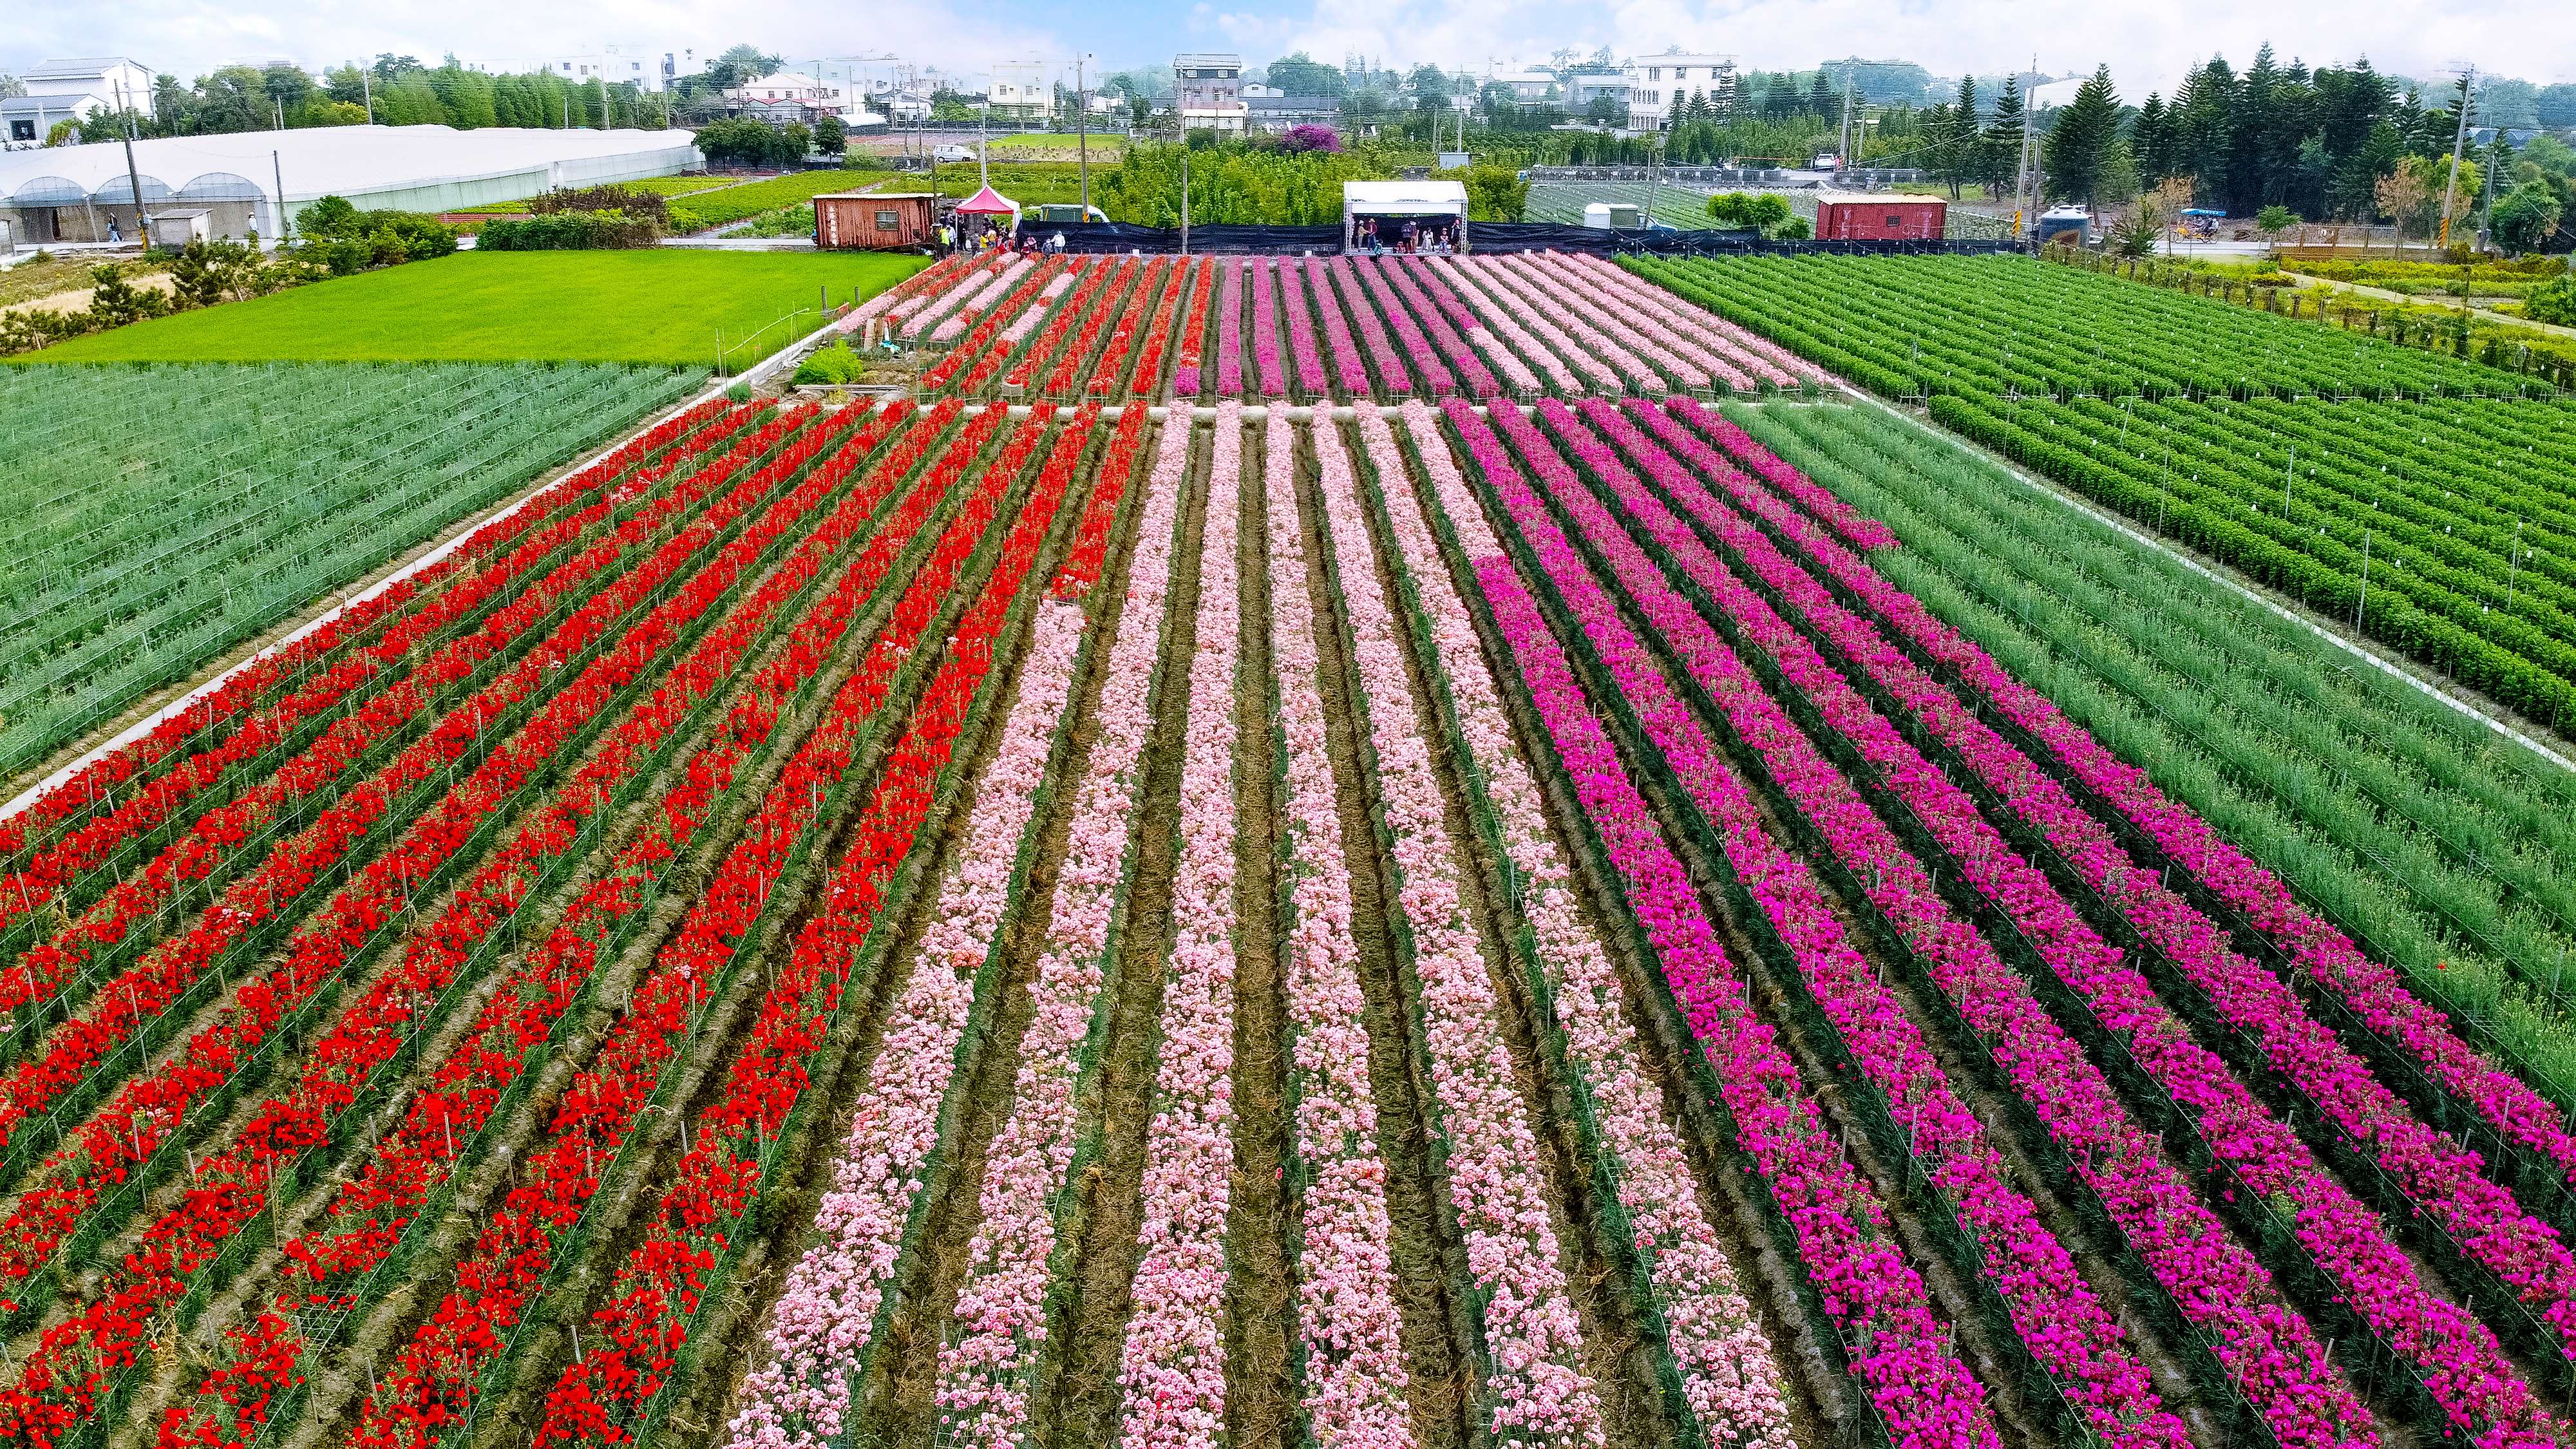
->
xmin=988 ymin=61 xmax=1050 ymax=123
xmin=724 ymin=70 xmax=855 ymax=120
xmin=1176 ymin=52 xmax=1247 ymax=133
xmin=1247 ymin=93 xmax=1341 ymax=131
xmin=4 ymin=57 xmax=153 ymax=146
xmin=1489 ymin=66 xmax=1560 ymax=103
xmin=1627 ymin=52 xmax=1737 ymax=129
xmin=1566 ymin=71 xmax=1631 ymax=111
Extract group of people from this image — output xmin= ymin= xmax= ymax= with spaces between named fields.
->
xmin=934 ymin=222 xmax=1068 ymax=258
xmin=1349 ymin=216 xmax=1461 ymax=255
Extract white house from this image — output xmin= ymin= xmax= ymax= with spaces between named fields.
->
xmin=1490 ymin=66 xmax=1560 ymax=103
xmin=1627 ymin=52 xmax=1736 ymax=129
xmin=1175 ymin=53 xmax=1247 ymax=134
xmin=724 ymin=70 xmax=856 ymax=120
xmin=4 ymin=57 xmax=155 ymax=146
xmin=988 ymin=61 xmax=1050 ymax=123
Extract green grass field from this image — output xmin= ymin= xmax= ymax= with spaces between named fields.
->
xmin=13 ymin=251 xmax=927 ymax=367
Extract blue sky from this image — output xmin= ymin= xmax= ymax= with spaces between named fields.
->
xmin=12 ymin=0 xmax=2572 ymax=108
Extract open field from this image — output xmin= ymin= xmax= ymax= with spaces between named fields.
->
xmin=17 ymin=249 xmax=2576 ymax=1449
xmin=13 ymin=251 xmax=925 ymax=366
xmin=666 ymin=167 xmax=896 ymax=232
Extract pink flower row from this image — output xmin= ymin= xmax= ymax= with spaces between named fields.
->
xmin=1114 ymin=401 xmax=1251 ymax=1446
xmin=1267 ymin=412 xmax=1416 ymax=1444
xmin=1309 ymin=417 xmax=1605 ymax=1445
xmin=1280 ymin=260 xmax=1332 ymax=397
xmin=1248 ymin=260 xmax=1287 ymax=397
xmin=932 ymin=413 xmax=1200 ymax=1448
xmin=1435 ymin=260 xmax=1613 ymax=396
xmin=1374 ymin=402 xmax=1791 ymax=1446
xmin=1566 ymin=256 xmax=1822 ymax=390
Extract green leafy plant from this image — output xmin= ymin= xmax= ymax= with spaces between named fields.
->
xmin=476 ymin=211 xmax=665 ymax=251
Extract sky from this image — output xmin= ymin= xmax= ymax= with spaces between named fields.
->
xmin=11 ymin=0 xmax=2573 ymax=106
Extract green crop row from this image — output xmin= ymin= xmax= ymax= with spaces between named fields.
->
xmin=0 ymin=361 xmax=697 ymax=781
xmin=1625 ymin=252 xmax=2548 ymax=402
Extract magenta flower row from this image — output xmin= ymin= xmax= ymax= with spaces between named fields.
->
xmin=1608 ymin=402 xmax=2555 ymax=1445
xmin=1712 ymin=414 xmax=2576 ymax=1189
xmin=1325 ymin=258 xmax=1410 ymax=397
xmin=1351 ymin=254 xmax=1457 ymax=395
xmin=1437 ymin=397 xmax=1999 ymax=1449
xmin=1213 ymin=261 xmax=1247 ymax=399
xmin=1660 ymin=399 xmax=1895 ymax=553
xmin=1505 ymin=398 xmax=2188 ymax=1449
xmin=1249 ymin=259 xmax=1288 ymax=398
xmin=1280 ymin=259 xmax=1331 ymax=397
xmin=1370 ymin=256 xmax=1494 ymax=397
xmin=1302 ymin=260 xmax=1374 ymax=399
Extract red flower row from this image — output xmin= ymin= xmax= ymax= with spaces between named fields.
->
xmin=1085 ymin=261 xmax=1178 ymax=399
xmin=0 ymin=406 xmax=757 ymax=1043
xmin=0 ymin=406 xmax=824 ymax=1338
xmin=146 ymin=402 xmax=975 ymax=1449
xmin=534 ymin=409 xmax=1103 ymax=1446
xmin=920 ymin=258 xmax=1065 ymax=396
xmin=345 ymin=411 xmax=1054 ymax=1449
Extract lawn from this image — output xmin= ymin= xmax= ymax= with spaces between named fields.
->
xmin=13 ymin=250 xmax=927 ymax=367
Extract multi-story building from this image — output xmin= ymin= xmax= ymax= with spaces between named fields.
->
xmin=1174 ymin=52 xmax=1246 ymax=134
xmin=3 ymin=57 xmax=153 ymax=146
xmin=1488 ymin=65 xmax=1560 ymax=103
xmin=1626 ymin=52 xmax=1737 ymax=129
xmin=1566 ymin=70 xmax=1631 ymax=111
xmin=988 ymin=61 xmax=1050 ymax=123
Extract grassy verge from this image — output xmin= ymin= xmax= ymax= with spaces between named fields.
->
xmin=12 ymin=251 xmax=925 ymax=366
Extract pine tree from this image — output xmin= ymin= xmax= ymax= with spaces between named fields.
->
xmin=2043 ymin=65 xmax=2122 ymax=209
xmin=2132 ymin=93 xmax=2170 ymax=182
xmin=1984 ymin=75 xmax=2025 ymax=200
xmin=1938 ymin=75 xmax=1978 ymax=198
xmin=1807 ymin=68 xmax=1835 ymax=118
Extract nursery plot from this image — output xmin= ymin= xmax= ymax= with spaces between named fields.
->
xmin=0 ymin=361 xmax=695 ymax=784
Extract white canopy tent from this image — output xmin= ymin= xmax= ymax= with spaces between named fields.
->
xmin=1341 ymin=178 xmax=1468 ymax=253
xmin=0 ymin=124 xmax=703 ymax=247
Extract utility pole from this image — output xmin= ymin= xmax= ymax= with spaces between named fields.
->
xmin=361 ymin=66 xmax=373 ymax=123
xmin=117 ymin=79 xmax=148 ymax=245
xmin=2015 ymin=54 xmax=2039 ymax=244
xmin=272 ymin=149 xmax=292 ymax=246
xmin=2438 ymin=68 xmax=2475 ymax=249
xmin=1077 ymin=52 xmax=1091 ymax=218
xmin=1837 ymin=57 xmax=1855 ymax=171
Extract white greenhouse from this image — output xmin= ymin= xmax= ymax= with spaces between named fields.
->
xmin=0 ymin=124 xmax=703 ymax=247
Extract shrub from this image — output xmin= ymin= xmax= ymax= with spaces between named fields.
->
xmin=792 ymin=343 xmax=867 ymax=384
xmin=476 ymin=211 xmax=665 ymax=251
xmin=696 ymin=118 xmax=812 ymax=170
xmin=1279 ymin=123 xmax=1341 ymax=154
xmin=529 ymin=185 xmax=670 ymax=222
xmin=2529 ymin=274 xmax=2576 ymax=327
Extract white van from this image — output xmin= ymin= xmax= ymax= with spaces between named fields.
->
xmin=933 ymin=144 xmax=980 ymax=164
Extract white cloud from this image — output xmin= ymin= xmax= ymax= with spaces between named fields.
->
xmin=6 ymin=0 xmax=2569 ymax=93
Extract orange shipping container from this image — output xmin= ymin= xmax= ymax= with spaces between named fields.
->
xmin=816 ymin=192 xmax=938 ymax=250
xmin=1814 ymin=196 xmax=1946 ymax=241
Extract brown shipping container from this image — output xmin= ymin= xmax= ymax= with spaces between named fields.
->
xmin=816 ymin=192 xmax=938 ymax=249
xmin=1814 ymin=196 xmax=1946 ymax=241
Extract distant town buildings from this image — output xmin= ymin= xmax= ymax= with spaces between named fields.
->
xmin=464 ymin=48 xmax=670 ymax=92
xmin=1175 ymin=52 xmax=1247 ymax=134
xmin=4 ymin=58 xmax=153 ymax=145
xmin=988 ymin=61 xmax=1051 ymax=124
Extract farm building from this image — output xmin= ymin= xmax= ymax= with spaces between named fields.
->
xmin=1813 ymin=193 xmax=1946 ymax=242
xmin=0 ymin=124 xmax=703 ymax=247
xmin=816 ymin=191 xmax=938 ymax=249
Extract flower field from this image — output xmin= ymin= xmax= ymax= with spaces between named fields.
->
xmin=16 ymin=247 xmax=2576 ymax=1449
xmin=840 ymin=249 xmax=1821 ymax=404
xmin=1627 ymin=252 xmax=2576 ymax=735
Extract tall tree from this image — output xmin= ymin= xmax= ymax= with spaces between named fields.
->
xmin=1984 ymin=74 xmax=2025 ymax=200
xmin=1806 ymin=67 xmax=1836 ymax=120
xmin=2043 ymin=65 xmax=2122 ymax=209
xmin=1935 ymin=75 xmax=1978 ymax=198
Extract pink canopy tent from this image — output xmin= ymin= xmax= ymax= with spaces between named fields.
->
xmin=953 ymin=184 xmax=1019 ymax=236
